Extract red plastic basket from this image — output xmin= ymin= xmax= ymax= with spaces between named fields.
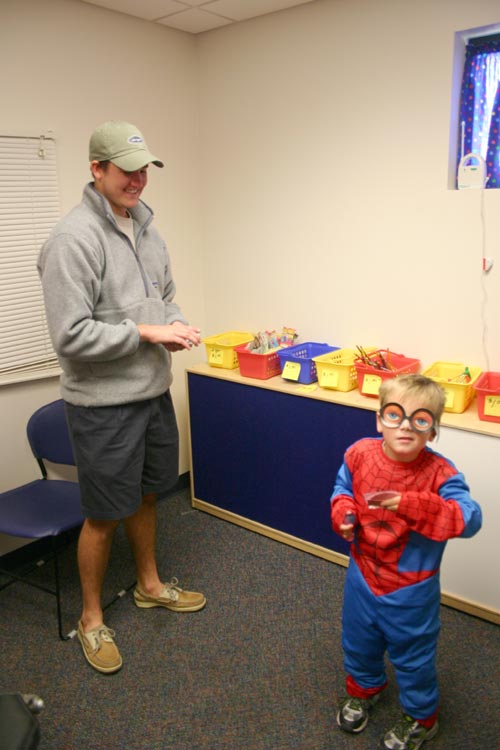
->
xmin=354 ymin=350 xmax=420 ymax=397
xmin=235 ymin=344 xmax=282 ymax=380
xmin=474 ymin=371 xmax=500 ymax=423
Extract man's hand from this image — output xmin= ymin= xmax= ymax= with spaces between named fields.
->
xmin=137 ymin=321 xmax=201 ymax=351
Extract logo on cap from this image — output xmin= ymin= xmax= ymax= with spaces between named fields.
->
xmin=128 ymin=135 xmax=144 ymax=144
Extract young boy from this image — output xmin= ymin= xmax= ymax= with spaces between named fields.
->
xmin=330 ymin=374 xmax=482 ymax=749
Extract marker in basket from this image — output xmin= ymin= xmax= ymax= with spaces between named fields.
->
xmin=355 ymin=346 xmax=393 ymax=371
xmin=451 ymin=367 xmax=471 ymax=384
xmin=459 ymin=367 xmax=471 ymax=383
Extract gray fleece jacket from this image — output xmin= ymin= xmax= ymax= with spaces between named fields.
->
xmin=37 ymin=183 xmax=187 ymax=407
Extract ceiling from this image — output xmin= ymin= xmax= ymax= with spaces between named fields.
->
xmin=79 ymin=0 xmax=316 ymax=34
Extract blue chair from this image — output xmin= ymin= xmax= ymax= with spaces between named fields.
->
xmin=0 ymin=400 xmax=84 ymax=640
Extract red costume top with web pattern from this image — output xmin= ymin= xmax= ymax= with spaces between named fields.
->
xmin=330 ymin=438 xmax=480 ymax=596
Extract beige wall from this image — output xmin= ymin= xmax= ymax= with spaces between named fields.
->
xmin=1 ymin=0 xmax=499 ymax=594
xmin=197 ymin=0 xmax=500 ymax=363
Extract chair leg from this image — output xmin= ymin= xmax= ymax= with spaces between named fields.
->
xmin=1 ymin=538 xmax=134 ymax=639
xmin=51 ymin=539 xmax=71 ymax=642
xmin=103 ymin=579 xmax=137 ymax=612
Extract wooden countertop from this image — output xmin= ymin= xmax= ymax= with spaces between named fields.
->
xmin=186 ymin=362 xmax=500 ymax=439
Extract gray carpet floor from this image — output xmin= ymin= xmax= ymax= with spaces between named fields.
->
xmin=1 ymin=489 xmax=499 ymax=749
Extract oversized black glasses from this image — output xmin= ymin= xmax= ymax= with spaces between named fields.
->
xmin=379 ymin=403 xmax=436 ymax=433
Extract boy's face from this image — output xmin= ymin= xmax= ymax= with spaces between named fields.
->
xmin=376 ymin=391 xmax=436 ymax=463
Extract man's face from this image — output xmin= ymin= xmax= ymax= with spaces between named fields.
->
xmin=91 ymin=161 xmax=148 ymax=217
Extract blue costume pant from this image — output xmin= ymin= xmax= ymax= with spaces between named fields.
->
xmin=342 ymin=558 xmax=441 ymax=720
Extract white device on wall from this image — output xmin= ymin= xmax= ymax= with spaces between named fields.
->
xmin=457 ymin=152 xmax=487 ymax=189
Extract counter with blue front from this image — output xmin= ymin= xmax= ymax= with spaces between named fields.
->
xmin=186 ymin=363 xmax=500 ymax=624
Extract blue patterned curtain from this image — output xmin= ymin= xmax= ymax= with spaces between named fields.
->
xmin=458 ymin=37 xmax=500 ymax=188
xmin=485 ymin=84 xmax=500 ymax=188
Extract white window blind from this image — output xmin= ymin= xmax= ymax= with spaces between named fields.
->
xmin=0 ymin=135 xmax=61 ymax=385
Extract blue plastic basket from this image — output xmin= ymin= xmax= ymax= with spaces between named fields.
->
xmin=277 ymin=342 xmax=339 ymax=384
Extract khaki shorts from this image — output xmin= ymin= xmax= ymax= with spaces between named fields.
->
xmin=65 ymin=392 xmax=179 ymax=520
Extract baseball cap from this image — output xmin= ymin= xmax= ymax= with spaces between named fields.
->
xmin=89 ymin=120 xmax=164 ymax=170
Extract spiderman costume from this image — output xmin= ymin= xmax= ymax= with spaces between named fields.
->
xmin=331 ymin=437 xmax=482 ymax=722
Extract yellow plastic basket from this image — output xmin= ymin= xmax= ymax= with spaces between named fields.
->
xmin=203 ymin=331 xmax=254 ymax=369
xmin=313 ymin=348 xmax=362 ymax=392
xmin=422 ymin=361 xmax=482 ymax=413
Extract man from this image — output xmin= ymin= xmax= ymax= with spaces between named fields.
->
xmin=38 ymin=120 xmax=206 ymax=674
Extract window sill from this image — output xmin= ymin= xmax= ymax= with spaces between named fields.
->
xmin=0 ymin=367 xmax=61 ymax=388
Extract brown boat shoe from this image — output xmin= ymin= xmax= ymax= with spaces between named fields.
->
xmin=77 ymin=621 xmax=123 ymax=674
xmin=133 ymin=578 xmax=206 ymax=612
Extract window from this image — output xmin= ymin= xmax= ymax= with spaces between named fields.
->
xmin=456 ymin=30 xmax=500 ymax=188
xmin=0 ymin=135 xmax=60 ymax=385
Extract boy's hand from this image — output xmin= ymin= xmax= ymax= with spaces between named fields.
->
xmin=340 ymin=512 xmax=356 ymax=541
xmin=379 ymin=494 xmax=401 ymax=512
